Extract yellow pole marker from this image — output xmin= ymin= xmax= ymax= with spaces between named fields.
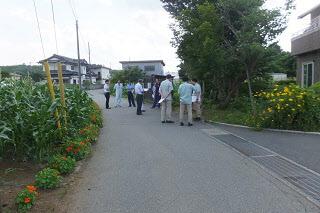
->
xmin=44 ymin=61 xmax=61 ymax=129
xmin=58 ymin=63 xmax=67 ymax=126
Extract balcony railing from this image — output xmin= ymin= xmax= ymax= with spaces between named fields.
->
xmin=292 ymin=16 xmax=320 ymax=41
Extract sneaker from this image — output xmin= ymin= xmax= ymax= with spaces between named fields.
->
xmin=161 ymin=121 xmax=166 ymax=124
xmin=166 ymin=120 xmax=174 ymax=123
xmin=188 ymin=123 xmax=193 ymax=127
xmin=180 ymin=122 xmax=184 ymax=126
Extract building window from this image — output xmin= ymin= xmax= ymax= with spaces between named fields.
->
xmin=302 ymin=62 xmax=314 ymax=87
xmin=71 ymin=66 xmax=74 ymax=70
xmin=62 ymin=65 xmax=66 ymax=70
xmin=144 ymin=65 xmax=155 ymax=72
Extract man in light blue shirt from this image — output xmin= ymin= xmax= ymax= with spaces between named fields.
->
xmin=159 ymin=74 xmax=174 ymax=123
xmin=178 ymin=76 xmax=195 ymax=126
xmin=135 ymin=79 xmax=144 ymax=115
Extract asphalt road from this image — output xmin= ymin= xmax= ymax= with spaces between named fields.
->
xmin=65 ymin=90 xmax=319 ymax=213
xmin=212 ymin=123 xmax=320 ymax=174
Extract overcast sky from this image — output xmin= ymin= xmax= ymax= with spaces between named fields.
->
xmin=0 ymin=0 xmax=318 ymax=73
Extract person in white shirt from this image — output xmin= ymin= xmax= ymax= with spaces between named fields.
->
xmin=159 ymin=74 xmax=174 ymax=123
xmin=113 ymin=80 xmax=123 ymax=107
xmin=135 ymin=79 xmax=144 ymax=115
xmin=191 ymin=78 xmax=202 ymax=121
xmin=104 ymin=79 xmax=111 ymax=109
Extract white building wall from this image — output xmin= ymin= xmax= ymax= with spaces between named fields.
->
xmin=121 ymin=62 xmax=164 ymax=76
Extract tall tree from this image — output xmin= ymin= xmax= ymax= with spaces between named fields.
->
xmin=161 ymin=0 xmax=295 ymax=108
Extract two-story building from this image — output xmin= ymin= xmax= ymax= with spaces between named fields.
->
xmin=39 ymin=54 xmax=96 ymax=85
xmin=119 ymin=60 xmax=165 ymax=76
xmin=88 ymin=64 xmax=111 ymax=83
xmin=292 ymin=3 xmax=320 ymax=87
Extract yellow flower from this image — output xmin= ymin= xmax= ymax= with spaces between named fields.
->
xmin=284 ymin=87 xmax=289 ymax=93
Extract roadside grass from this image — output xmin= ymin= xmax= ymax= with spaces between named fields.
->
xmin=203 ymin=106 xmax=250 ymax=126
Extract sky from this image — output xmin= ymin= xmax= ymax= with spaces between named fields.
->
xmin=0 ymin=0 xmax=318 ymax=73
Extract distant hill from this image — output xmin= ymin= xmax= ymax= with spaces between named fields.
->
xmin=0 ymin=64 xmax=44 ymax=82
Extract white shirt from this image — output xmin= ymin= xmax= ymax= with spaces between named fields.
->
xmin=192 ymin=83 xmax=201 ymax=102
xmin=135 ymin=83 xmax=143 ymax=95
xmin=104 ymin=83 xmax=110 ymax=93
xmin=159 ymin=79 xmax=173 ymax=101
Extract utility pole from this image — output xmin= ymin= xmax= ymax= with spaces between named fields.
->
xmin=76 ymin=20 xmax=82 ymax=89
xmin=88 ymin=42 xmax=92 ymax=84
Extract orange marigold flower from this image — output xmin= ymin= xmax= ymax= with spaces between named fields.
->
xmin=66 ymin=146 xmax=73 ymax=152
xmin=26 ymin=185 xmax=37 ymax=193
xmin=80 ymin=142 xmax=85 ymax=146
xmin=24 ymin=197 xmax=31 ymax=204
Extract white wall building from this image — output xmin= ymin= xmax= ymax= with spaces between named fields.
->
xmin=119 ymin=60 xmax=165 ymax=76
xmin=89 ymin=64 xmax=111 ymax=83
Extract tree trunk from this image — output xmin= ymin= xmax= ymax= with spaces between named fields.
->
xmin=245 ymin=66 xmax=256 ymax=115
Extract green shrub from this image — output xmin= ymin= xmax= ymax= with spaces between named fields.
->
xmin=15 ymin=186 xmax=38 ymax=213
xmin=48 ymin=154 xmax=76 ymax=175
xmin=35 ymin=168 xmax=62 ymax=189
xmin=62 ymin=140 xmax=91 ymax=161
xmin=254 ymin=84 xmax=320 ymax=131
xmin=276 ymin=79 xmax=297 ymax=86
xmin=310 ymin=82 xmax=320 ymax=95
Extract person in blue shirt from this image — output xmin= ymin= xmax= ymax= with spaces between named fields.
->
xmin=178 ymin=76 xmax=195 ymax=126
xmin=127 ymin=82 xmax=136 ymax=107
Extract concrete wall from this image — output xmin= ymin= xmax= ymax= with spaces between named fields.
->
xmin=121 ymin=62 xmax=164 ymax=76
xmin=311 ymin=9 xmax=320 ymax=20
xmin=292 ymin=30 xmax=320 ymax=55
xmin=296 ymin=51 xmax=320 ymax=86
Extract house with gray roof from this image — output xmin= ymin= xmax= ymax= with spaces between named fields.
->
xmin=39 ymin=54 xmax=97 ymax=85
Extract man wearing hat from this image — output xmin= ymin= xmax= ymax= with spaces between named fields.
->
xmin=159 ymin=74 xmax=174 ymax=123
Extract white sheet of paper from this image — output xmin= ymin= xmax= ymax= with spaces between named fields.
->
xmin=158 ymin=98 xmax=165 ymax=104
xmin=192 ymin=96 xmax=197 ymax=103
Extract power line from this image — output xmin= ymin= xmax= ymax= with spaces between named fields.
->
xmin=32 ymin=0 xmax=46 ymax=58
xmin=50 ymin=0 xmax=59 ymax=54
xmin=68 ymin=0 xmax=78 ymax=20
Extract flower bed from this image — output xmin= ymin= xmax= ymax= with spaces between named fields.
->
xmin=254 ymin=84 xmax=320 ymax=131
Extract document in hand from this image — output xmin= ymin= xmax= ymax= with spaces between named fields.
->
xmin=158 ymin=98 xmax=165 ymax=104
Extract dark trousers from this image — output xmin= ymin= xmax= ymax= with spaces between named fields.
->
xmin=104 ymin=92 xmax=110 ymax=108
xmin=152 ymin=94 xmax=160 ymax=108
xmin=128 ymin=91 xmax=136 ymax=107
xmin=136 ymin=94 xmax=143 ymax=115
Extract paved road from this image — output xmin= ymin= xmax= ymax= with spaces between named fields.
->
xmin=212 ymin=123 xmax=320 ymax=174
xmin=66 ymin=90 xmax=319 ymax=213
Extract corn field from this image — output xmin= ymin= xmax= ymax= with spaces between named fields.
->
xmin=0 ymin=78 xmax=101 ymax=162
